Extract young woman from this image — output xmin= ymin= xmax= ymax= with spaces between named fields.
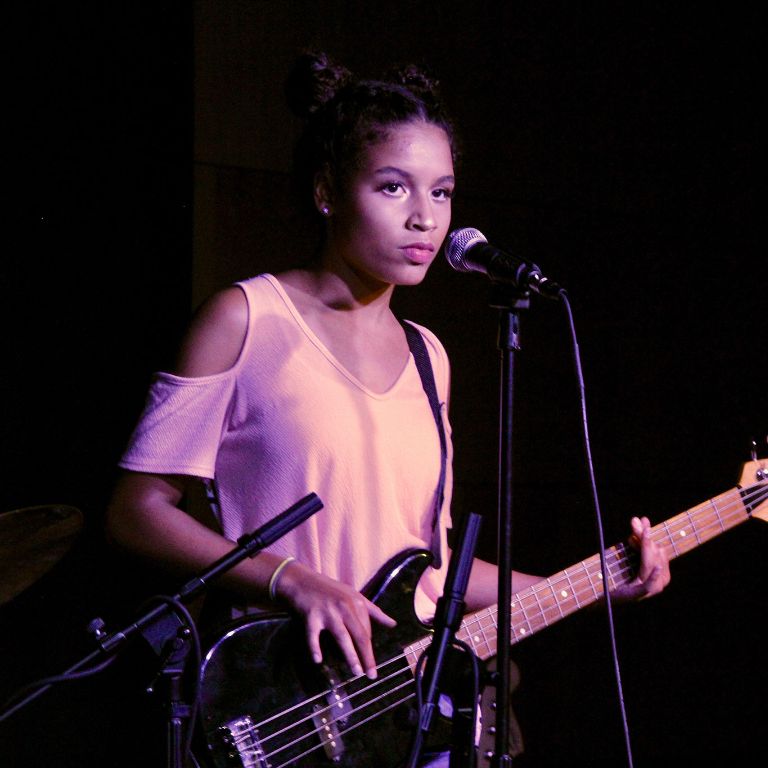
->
xmin=106 ymin=51 xmax=669 ymax=764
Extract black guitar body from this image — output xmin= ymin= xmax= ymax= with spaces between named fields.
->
xmin=198 ymin=549 xmax=471 ymax=768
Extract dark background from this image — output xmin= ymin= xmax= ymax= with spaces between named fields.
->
xmin=2 ymin=2 xmax=766 ymax=766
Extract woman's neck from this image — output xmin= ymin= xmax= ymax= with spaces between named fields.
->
xmin=275 ymin=267 xmax=410 ymax=394
xmin=279 ymin=263 xmax=395 ymax=318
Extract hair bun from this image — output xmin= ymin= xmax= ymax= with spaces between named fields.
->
xmin=284 ymin=51 xmax=352 ymax=119
xmin=388 ymin=63 xmax=441 ymax=101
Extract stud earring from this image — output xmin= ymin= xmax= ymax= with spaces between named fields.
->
xmin=320 ymin=205 xmax=331 ymax=217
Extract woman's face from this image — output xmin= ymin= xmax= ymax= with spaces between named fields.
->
xmin=323 ymin=120 xmax=455 ymax=289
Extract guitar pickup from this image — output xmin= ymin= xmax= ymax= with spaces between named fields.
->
xmin=309 ymin=665 xmax=352 ymax=761
xmin=311 ymin=702 xmax=345 ymax=761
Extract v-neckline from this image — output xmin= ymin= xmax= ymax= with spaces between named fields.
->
xmin=264 ymin=274 xmax=414 ymax=399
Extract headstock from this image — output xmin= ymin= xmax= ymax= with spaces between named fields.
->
xmin=739 ymin=437 xmax=768 ymax=523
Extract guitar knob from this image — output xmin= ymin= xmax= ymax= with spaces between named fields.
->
xmin=86 ymin=618 xmax=106 ymax=640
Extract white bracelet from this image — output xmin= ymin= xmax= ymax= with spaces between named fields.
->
xmin=268 ymin=556 xmax=296 ymax=601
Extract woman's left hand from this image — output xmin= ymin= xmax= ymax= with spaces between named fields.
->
xmin=611 ymin=516 xmax=671 ymax=601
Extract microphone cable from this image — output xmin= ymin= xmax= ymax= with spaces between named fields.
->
xmin=558 ymin=288 xmax=635 ymax=768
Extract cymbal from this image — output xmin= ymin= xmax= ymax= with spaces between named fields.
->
xmin=0 ymin=504 xmax=83 ymax=606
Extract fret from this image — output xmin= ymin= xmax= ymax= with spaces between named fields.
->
xmin=546 ymin=577 xmax=565 ymax=619
xmin=712 ymin=495 xmax=727 ymax=532
xmin=671 ymin=504 xmax=711 ymax=551
xmin=596 ymin=558 xmax=610 ymax=592
xmin=450 ymin=473 xmax=766 ymax=664
xmin=602 ymin=548 xmax=622 ymax=591
xmin=662 ymin=519 xmax=680 ymax=556
xmin=563 ymin=569 xmax=581 ymax=611
xmin=531 ymin=580 xmax=564 ymax=624
xmin=546 ymin=574 xmax=578 ymax=617
xmin=463 ymin=626 xmax=478 ymax=654
xmin=580 ymin=560 xmax=598 ymax=602
xmin=706 ymin=497 xmax=728 ymax=539
xmin=465 ymin=609 xmax=496 ymax=659
xmin=690 ymin=506 xmax=711 ymax=546
xmin=477 ymin=611 xmax=495 ymax=655
xmin=617 ymin=544 xmax=633 ymax=585
xmin=670 ymin=514 xmax=695 ymax=556
xmin=514 ymin=595 xmax=535 ymax=639
xmin=684 ymin=508 xmax=703 ymax=545
xmin=403 ymin=641 xmax=424 ymax=673
xmin=529 ymin=586 xmax=550 ymax=632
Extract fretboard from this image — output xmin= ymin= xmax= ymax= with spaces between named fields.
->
xmin=403 ymin=477 xmax=767 ymax=667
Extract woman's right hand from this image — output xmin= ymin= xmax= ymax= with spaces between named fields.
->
xmin=274 ymin=561 xmax=396 ymax=680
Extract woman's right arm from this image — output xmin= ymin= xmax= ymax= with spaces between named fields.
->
xmin=106 ymin=470 xmax=394 ymax=679
xmin=105 ymin=286 xmax=393 ymax=678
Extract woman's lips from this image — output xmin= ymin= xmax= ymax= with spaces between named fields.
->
xmin=401 ymin=243 xmax=435 ymax=264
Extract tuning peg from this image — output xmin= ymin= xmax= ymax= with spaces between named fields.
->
xmin=87 ymin=617 xmax=107 ymax=641
xmin=752 ymin=436 xmax=768 ymax=461
xmin=753 ymin=437 xmax=768 ymax=481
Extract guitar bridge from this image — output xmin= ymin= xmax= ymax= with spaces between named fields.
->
xmin=213 ymin=715 xmax=269 ymax=767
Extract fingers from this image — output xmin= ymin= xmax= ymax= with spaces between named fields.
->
xmin=278 ymin=564 xmax=396 ymax=680
xmin=628 ymin=516 xmax=671 ymax=598
xmin=629 ymin=515 xmax=651 ymax=545
xmin=369 ymin=600 xmax=398 ymax=628
xmin=305 ymin=594 xmax=395 ymax=679
xmin=611 ymin=517 xmax=671 ymax=602
xmin=305 ymin=609 xmax=369 ymax=678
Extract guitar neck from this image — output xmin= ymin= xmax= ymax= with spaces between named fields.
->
xmin=403 ymin=472 xmax=767 ymax=667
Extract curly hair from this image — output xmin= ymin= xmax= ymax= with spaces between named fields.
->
xmin=285 ymin=51 xmax=459 ymax=220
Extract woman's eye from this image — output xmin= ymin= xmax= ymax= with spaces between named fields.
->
xmin=381 ymin=182 xmax=405 ymax=195
xmin=433 ymin=188 xmax=454 ymax=201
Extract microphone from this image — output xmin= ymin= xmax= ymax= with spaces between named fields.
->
xmin=177 ymin=492 xmax=323 ymax=600
xmin=445 ymin=227 xmax=564 ymax=299
xmin=237 ymin=492 xmax=323 ymax=551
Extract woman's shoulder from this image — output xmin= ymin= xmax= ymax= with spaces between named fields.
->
xmin=173 ymin=274 xmax=302 ymax=377
xmin=172 ymin=284 xmax=251 ymax=377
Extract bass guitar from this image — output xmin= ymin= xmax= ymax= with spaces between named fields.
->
xmin=197 ymin=457 xmax=768 ymax=767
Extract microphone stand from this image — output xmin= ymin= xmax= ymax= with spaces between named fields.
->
xmin=0 ymin=492 xmax=323 ymax=768
xmin=405 ymin=511 xmax=483 ymax=768
xmin=489 ymin=283 xmax=530 ymax=768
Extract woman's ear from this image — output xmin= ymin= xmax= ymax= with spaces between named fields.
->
xmin=313 ymin=168 xmax=334 ymax=217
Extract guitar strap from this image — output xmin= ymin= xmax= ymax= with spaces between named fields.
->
xmin=401 ymin=320 xmax=447 ymax=569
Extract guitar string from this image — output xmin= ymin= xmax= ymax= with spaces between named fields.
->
xmin=463 ymin=483 xmax=766 ymax=637
xmin=234 ymin=651 xmax=418 ymax=745
xmin=267 ymin=689 xmax=419 ymax=768
xmin=458 ymin=482 xmax=767 ymax=654
xmin=261 ymin=681 xmax=418 ymax=766
xmin=245 ymin=661 xmax=416 ymax=751
xmin=234 ymin=481 xmax=768 ymax=761
xmin=228 ymin=480 xmax=767 ymax=764
xmin=240 ymin=482 xmax=768 ymax=763
xmin=244 ymin=482 xmax=768 ymax=765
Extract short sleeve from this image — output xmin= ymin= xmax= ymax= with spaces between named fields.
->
xmin=118 ymin=370 xmax=236 ymax=478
